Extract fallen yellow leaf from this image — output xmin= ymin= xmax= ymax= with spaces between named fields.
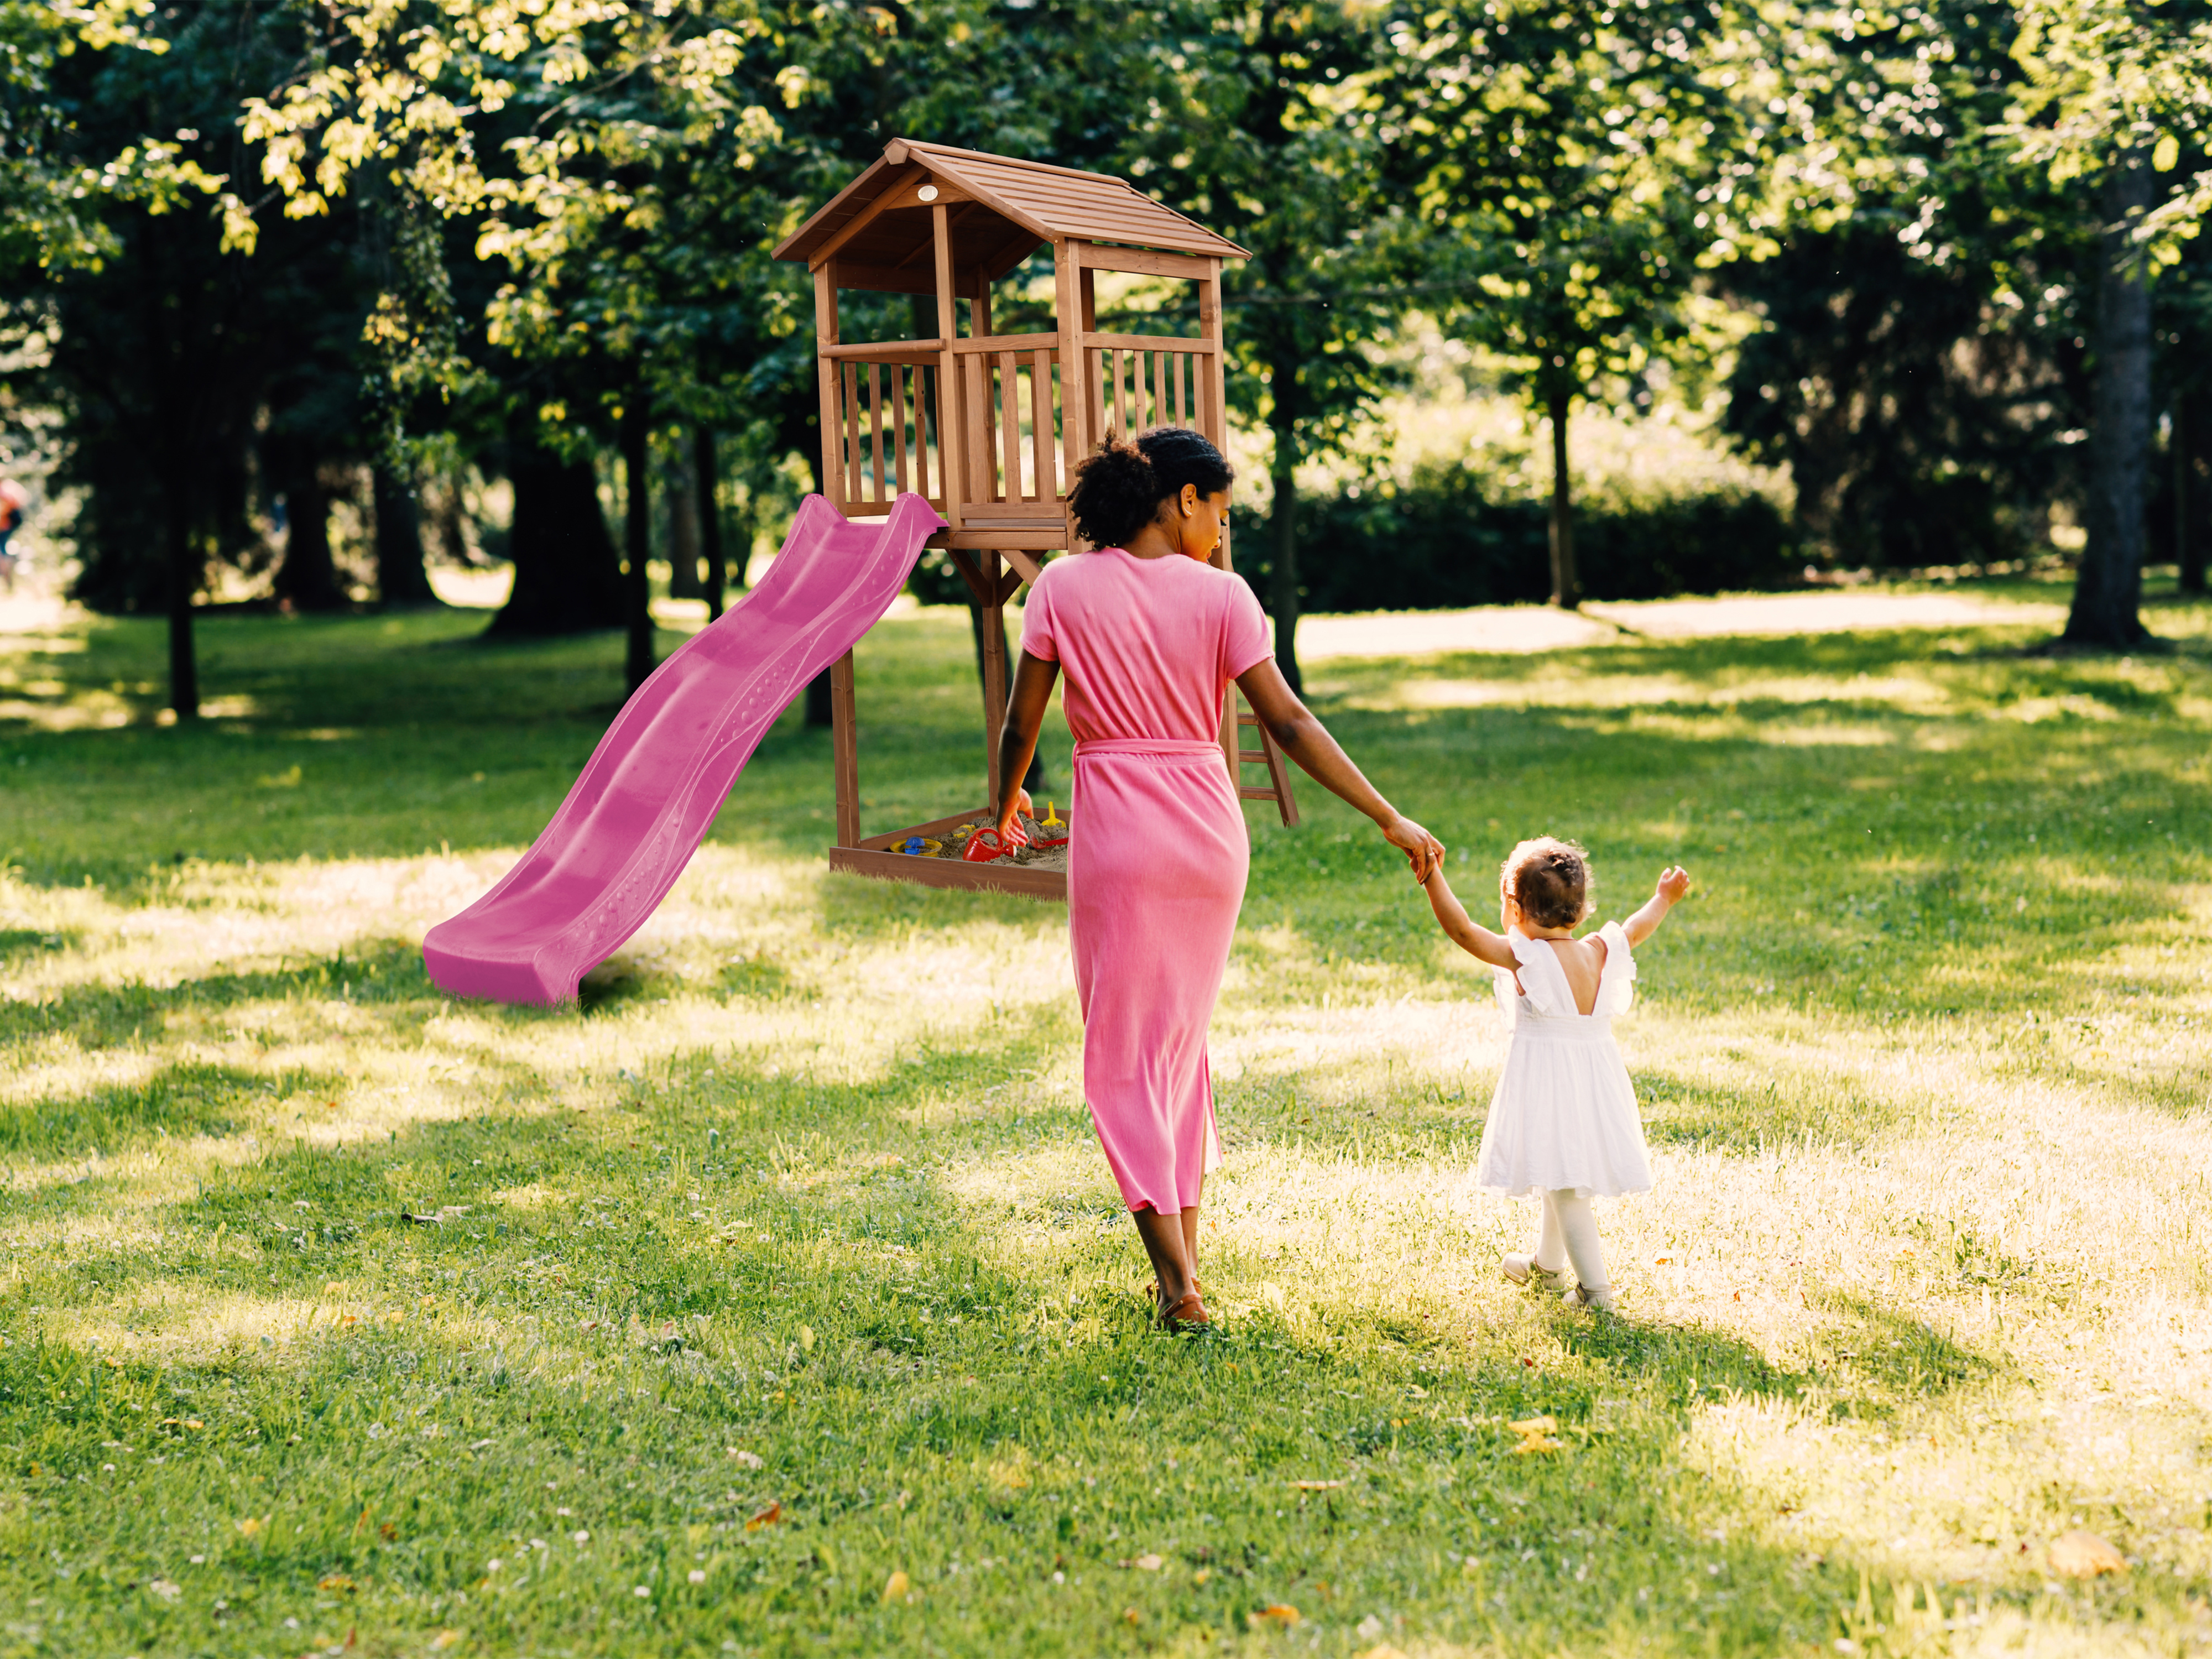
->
xmin=236 ymin=1516 xmax=266 ymax=1539
xmin=745 ymin=1501 xmax=782 ymax=1531
xmin=317 ymin=1574 xmax=356 ymax=1593
xmin=2049 ymin=1530 xmax=2127 ymax=1578
xmin=1249 ymin=1604 xmax=1301 ymax=1627
xmin=428 ymin=1632 xmax=463 ymax=1651
xmin=881 ymin=1569 xmax=910 ymax=1603
xmin=1507 ymin=1416 xmax=1558 ymax=1437
xmin=1288 ymin=1480 xmax=1343 ymax=1491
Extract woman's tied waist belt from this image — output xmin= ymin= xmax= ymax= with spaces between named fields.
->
xmin=1073 ymin=739 xmax=1224 ymax=759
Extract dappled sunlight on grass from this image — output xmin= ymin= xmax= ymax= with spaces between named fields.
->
xmin=1 ymin=588 xmax=2209 ymax=1654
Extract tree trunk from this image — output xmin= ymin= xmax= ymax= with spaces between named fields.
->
xmin=487 ymin=424 xmax=624 ymax=637
xmin=1268 ymin=353 xmax=1302 ymax=695
xmin=2179 ymin=389 xmax=2208 ymax=597
xmin=373 ymin=465 xmax=439 ymax=607
xmin=623 ymin=392 xmax=656 ymax=695
xmin=666 ymin=439 xmax=703 ymax=599
xmin=696 ymin=425 xmax=726 ymax=620
xmin=2065 ymin=159 xmax=2155 ymax=648
xmin=1547 ymin=385 xmax=1579 ymax=609
xmin=165 ymin=481 xmax=199 ymax=719
xmin=273 ymin=467 xmax=346 ymax=612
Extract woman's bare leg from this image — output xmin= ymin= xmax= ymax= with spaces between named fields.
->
xmin=1133 ymin=1207 xmax=1195 ymax=1311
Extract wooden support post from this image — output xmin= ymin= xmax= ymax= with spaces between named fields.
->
xmin=970 ymin=272 xmax=997 ymax=504
xmin=1200 ymin=258 xmax=1227 ymax=449
xmin=815 ymin=269 xmax=843 ymax=507
xmin=1053 ymin=241 xmax=1087 ymax=503
xmin=931 ymin=205 xmax=963 ymax=535
xmin=982 ymin=552 xmax=1009 ymax=805
xmin=831 ymin=649 xmax=860 ymax=847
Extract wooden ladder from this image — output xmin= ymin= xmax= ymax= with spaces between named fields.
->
xmin=1224 ymin=693 xmax=1300 ymax=826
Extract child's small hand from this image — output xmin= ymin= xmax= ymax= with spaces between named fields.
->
xmin=1655 ymin=865 xmax=1691 ymax=904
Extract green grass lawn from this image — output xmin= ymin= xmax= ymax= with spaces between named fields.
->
xmin=1 ymin=577 xmax=2209 ymax=1658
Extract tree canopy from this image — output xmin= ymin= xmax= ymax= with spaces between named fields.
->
xmin=4 ymin=0 xmax=2210 ymax=703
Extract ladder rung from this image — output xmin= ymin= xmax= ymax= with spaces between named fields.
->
xmin=1238 ymin=749 xmax=1268 ymax=764
xmin=1237 ymin=786 xmax=1284 ymax=801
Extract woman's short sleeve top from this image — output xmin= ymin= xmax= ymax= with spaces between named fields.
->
xmin=1018 ymin=548 xmax=1272 ymax=744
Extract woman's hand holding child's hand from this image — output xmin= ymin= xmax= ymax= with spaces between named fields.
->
xmin=1380 ymin=814 xmax=1444 ymax=883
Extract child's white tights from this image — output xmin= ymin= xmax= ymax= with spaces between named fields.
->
xmin=1533 ymin=1189 xmax=1610 ymax=1294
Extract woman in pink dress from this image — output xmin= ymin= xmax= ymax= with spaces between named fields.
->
xmin=992 ymin=428 xmax=1442 ymax=1329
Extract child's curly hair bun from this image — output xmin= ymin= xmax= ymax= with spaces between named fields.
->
xmin=1500 ymin=837 xmax=1593 ymax=931
xmin=1066 ymin=426 xmax=1234 ymax=549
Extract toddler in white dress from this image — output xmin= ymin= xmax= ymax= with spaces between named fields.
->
xmin=1421 ymin=837 xmax=1691 ymax=1311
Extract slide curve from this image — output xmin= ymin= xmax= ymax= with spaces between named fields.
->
xmin=423 ymin=492 xmax=945 ymax=1005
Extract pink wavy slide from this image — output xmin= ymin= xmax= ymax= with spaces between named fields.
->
xmin=422 ymin=492 xmax=945 ymax=1004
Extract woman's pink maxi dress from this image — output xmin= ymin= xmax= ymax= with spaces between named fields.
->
xmin=1019 ymin=548 xmax=1273 ymax=1214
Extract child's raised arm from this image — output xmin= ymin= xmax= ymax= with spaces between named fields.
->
xmin=1622 ymin=865 xmax=1692 ymax=947
xmin=1422 ymin=866 xmax=1519 ymax=969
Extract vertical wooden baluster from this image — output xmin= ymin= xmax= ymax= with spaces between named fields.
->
xmin=1113 ymin=349 xmax=1128 ymax=438
xmin=973 ymin=354 xmax=1000 ymax=504
xmin=890 ymin=361 xmax=910 ymax=495
xmin=842 ymin=362 xmax=862 ymax=502
xmin=1172 ymin=351 xmax=1186 ymax=425
xmin=916 ymin=364 xmax=933 ymax=504
xmin=998 ymin=349 xmax=1021 ymax=503
xmin=1030 ymin=349 xmax=1055 ymax=503
xmin=868 ymin=363 xmax=887 ymax=501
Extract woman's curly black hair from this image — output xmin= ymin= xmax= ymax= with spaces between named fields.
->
xmin=1065 ymin=426 xmax=1235 ymax=549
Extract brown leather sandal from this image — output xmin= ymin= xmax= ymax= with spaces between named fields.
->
xmin=1159 ymin=1290 xmax=1212 ymax=1331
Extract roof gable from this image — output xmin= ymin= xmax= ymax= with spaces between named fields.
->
xmin=773 ymin=139 xmax=1248 ymax=275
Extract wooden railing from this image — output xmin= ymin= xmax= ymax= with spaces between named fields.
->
xmin=952 ymin=335 xmax=1063 ymax=525
xmin=826 ymin=329 xmax=1220 ymax=525
xmin=825 ymin=342 xmax=943 ymax=514
xmin=1081 ymin=333 xmax=1218 ymax=453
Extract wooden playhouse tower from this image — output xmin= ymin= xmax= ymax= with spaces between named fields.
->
xmin=773 ymin=138 xmax=1298 ymax=899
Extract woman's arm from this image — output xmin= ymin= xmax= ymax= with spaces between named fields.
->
xmin=1421 ymin=867 xmax=1519 ymax=968
xmin=993 ymin=648 xmax=1061 ymax=837
xmin=1235 ymin=658 xmax=1443 ymax=880
xmin=1621 ymin=865 xmax=1692 ymax=947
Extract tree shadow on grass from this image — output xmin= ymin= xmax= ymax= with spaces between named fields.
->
xmin=0 ymin=926 xmax=79 ymax=963
xmin=0 ymin=1060 xmax=345 ymax=1163
xmin=0 ymin=936 xmax=439 ymax=1053
xmin=1637 ymin=1067 xmax=1906 ymax=1155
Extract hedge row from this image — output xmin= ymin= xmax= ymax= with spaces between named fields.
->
xmin=1236 ymin=463 xmax=1802 ymax=611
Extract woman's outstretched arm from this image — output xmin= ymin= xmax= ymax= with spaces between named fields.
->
xmin=993 ymin=648 xmax=1061 ymax=838
xmin=1235 ymin=658 xmax=1443 ymax=881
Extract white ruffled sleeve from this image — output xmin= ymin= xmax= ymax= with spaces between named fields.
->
xmin=1595 ymin=921 xmax=1637 ymax=1016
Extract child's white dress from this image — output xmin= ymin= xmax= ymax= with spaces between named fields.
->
xmin=1475 ymin=924 xmax=1654 ymax=1198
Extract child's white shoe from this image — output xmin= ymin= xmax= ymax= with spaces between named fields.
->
xmin=1502 ymin=1253 xmax=1569 ymax=1289
xmin=1562 ymin=1282 xmax=1616 ymax=1313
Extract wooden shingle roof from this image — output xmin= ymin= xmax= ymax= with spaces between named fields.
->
xmin=773 ymin=139 xmax=1248 ymax=280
